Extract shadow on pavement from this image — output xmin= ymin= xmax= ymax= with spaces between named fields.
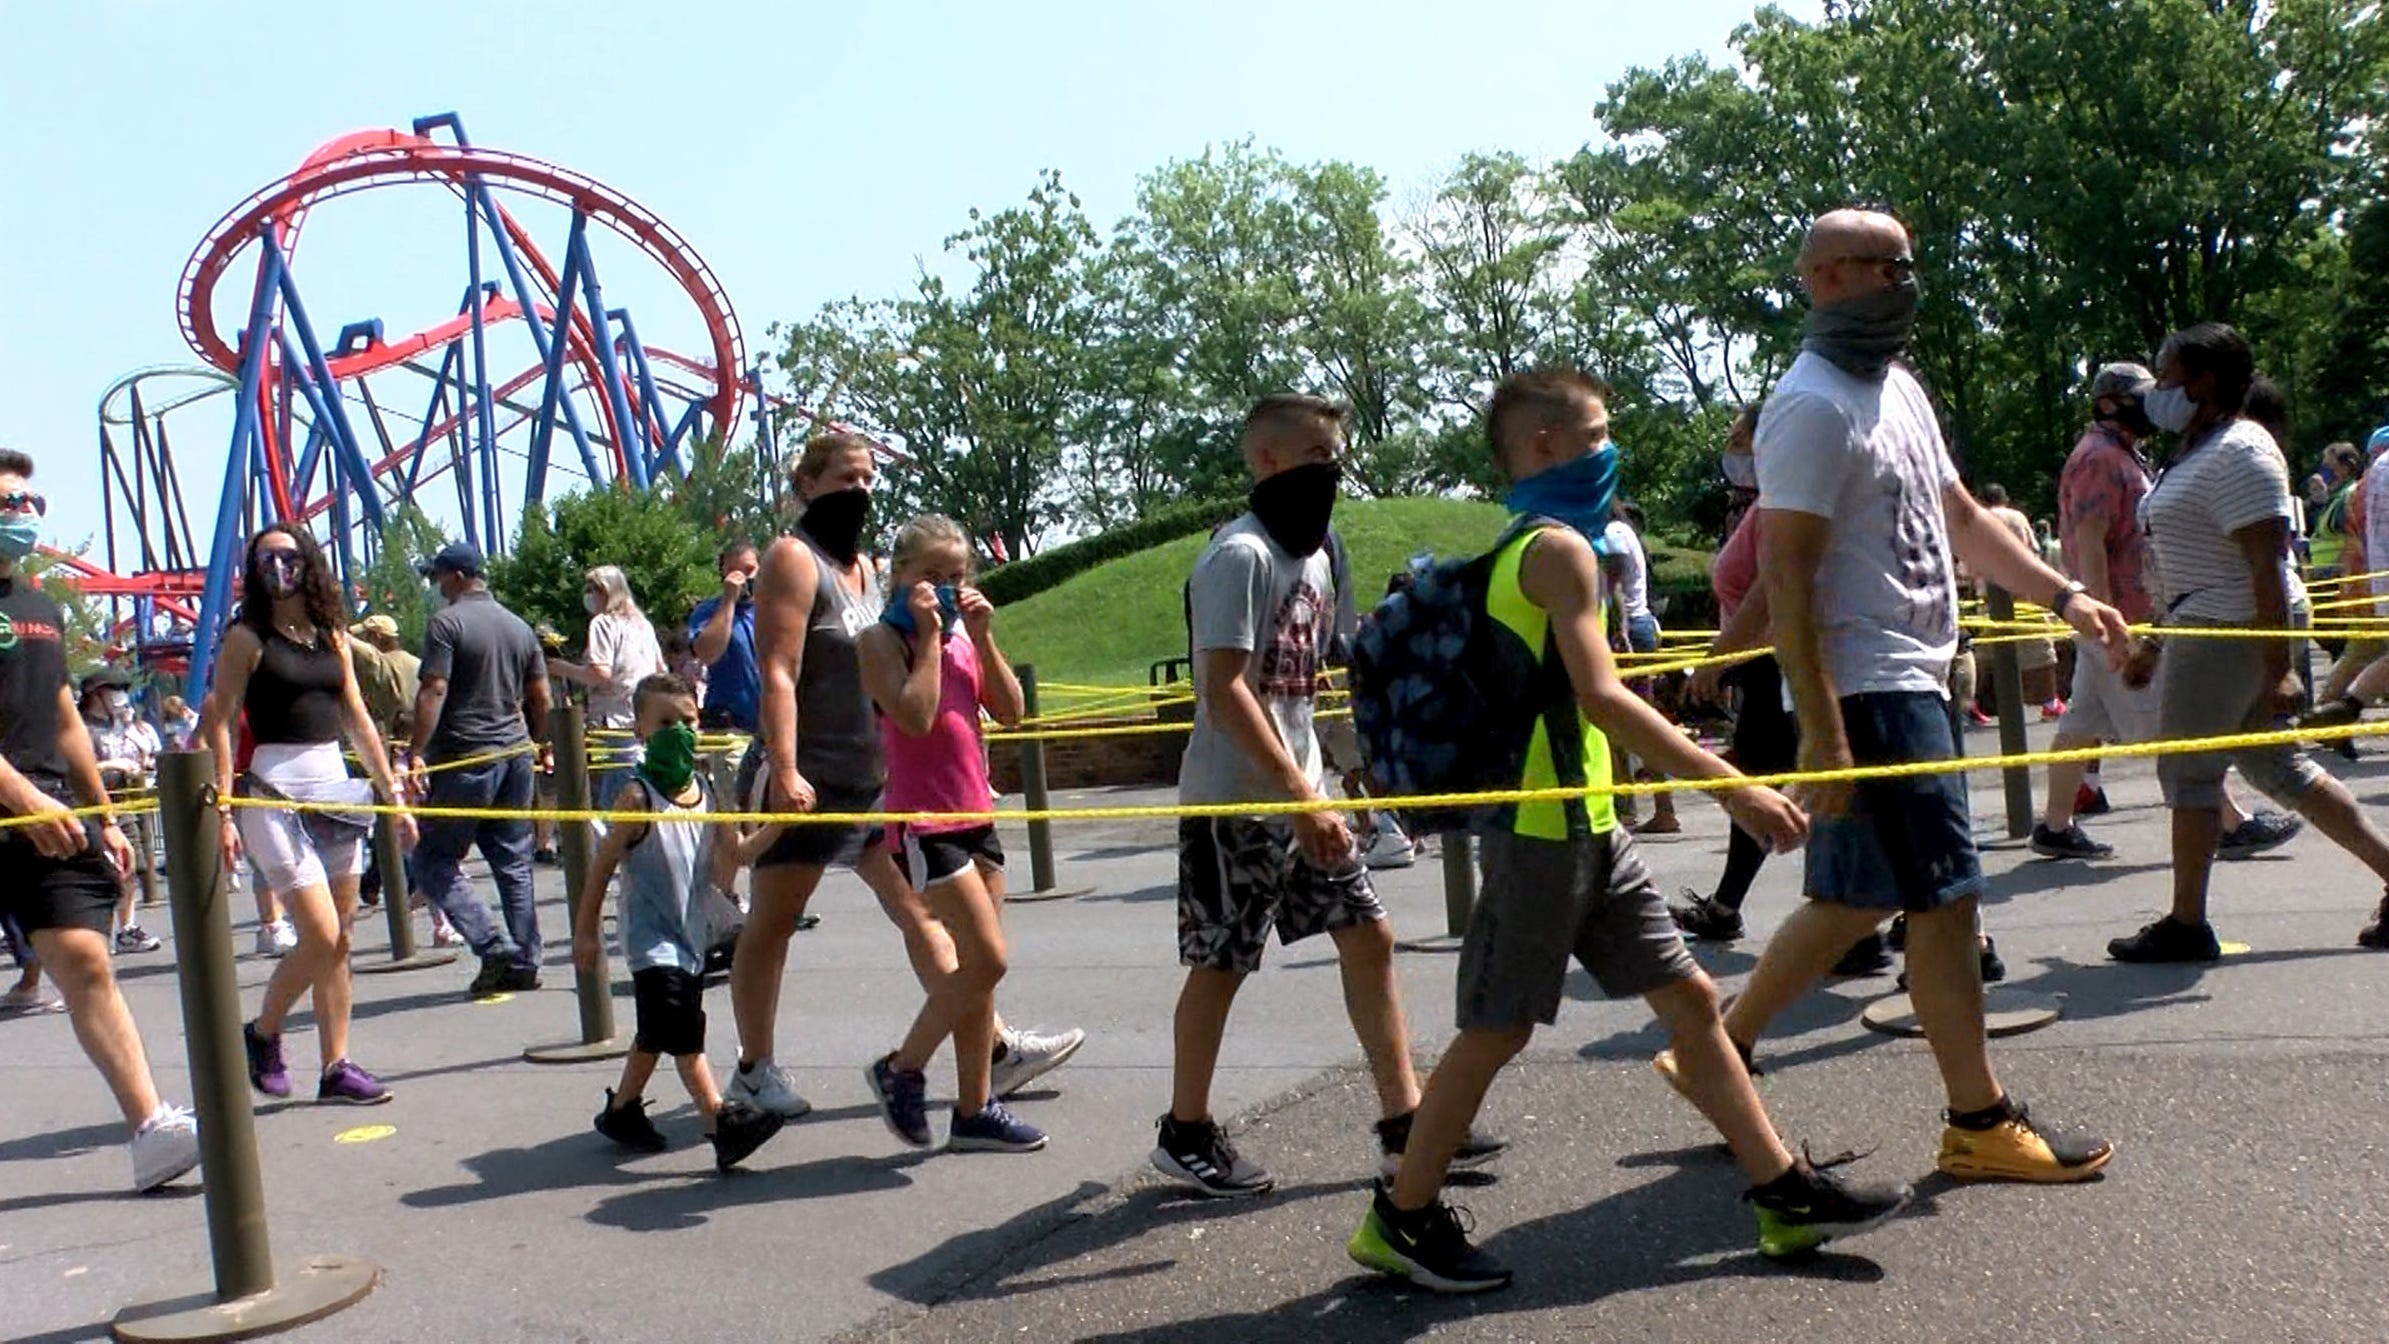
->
xmin=1061 ymin=1148 xmax=1884 ymax=1344
xmin=588 ymin=1151 xmax=928 ymax=1232
xmin=0 ymin=1119 xmax=125 ymax=1164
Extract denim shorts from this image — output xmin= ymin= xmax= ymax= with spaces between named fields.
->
xmin=1803 ymin=691 xmax=1983 ymax=913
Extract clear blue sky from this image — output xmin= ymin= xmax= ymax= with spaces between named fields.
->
xmin=0 ymin=0 xmax=1812 ymax=567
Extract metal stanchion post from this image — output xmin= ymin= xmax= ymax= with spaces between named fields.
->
xmin=1008 ymin=664 xmax=1092 ymax=902
xmin=354 ymin=806 xmax=457 ymax=976
xmin=1398 ymin=830 xmax=1473 ymax=955
xmin=1987 ymin=586 xmax=2033 ymax=839
xmin=525 ymin=704 xmax=628 ymax=1062
xmin=114 ymin=750 xmax=378 ymax=1341
xmin=132 ymin=809 xmax=160 ymax=908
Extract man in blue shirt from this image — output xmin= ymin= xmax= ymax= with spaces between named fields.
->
xmin=687 ymin=540 xmax=760 ymax=731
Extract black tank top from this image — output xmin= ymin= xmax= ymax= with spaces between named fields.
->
xmin=247 ymin=629 xmax=346 ymax=745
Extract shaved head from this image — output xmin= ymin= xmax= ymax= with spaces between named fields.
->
xmin=1797 ymin=209 xmax=1914 ymax=307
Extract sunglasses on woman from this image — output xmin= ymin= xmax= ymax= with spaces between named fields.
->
xmin=0 ymin=491 xmax=47 ymax=517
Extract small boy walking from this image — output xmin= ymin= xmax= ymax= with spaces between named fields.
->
xmin=574 ymin=673 xmax=783 ymax=1170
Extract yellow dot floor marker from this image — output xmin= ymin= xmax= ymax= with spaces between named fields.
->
xmin=334 ymin=1124 xmax=396 ymax=1145
xmin=2219 ymin=940 xmax=2252 ymax=956
xmin=475 ymin=992 xmax=514 ymax=1005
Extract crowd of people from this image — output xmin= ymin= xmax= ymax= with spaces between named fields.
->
xmin=5 ymin=205 xmax=2387 ymax=1311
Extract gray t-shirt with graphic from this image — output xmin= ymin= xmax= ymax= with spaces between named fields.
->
xmin=1179 ymin=513 xmax=1329 ymax=808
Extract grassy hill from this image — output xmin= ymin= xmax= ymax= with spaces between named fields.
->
xmin=999 ymin=497 xmax=1711 ymax=691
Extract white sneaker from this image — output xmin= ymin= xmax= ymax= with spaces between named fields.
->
xmin=130 ymin=1103 xmax=200 ymax=1192
xmin=991 ymin=1025 xmax=1086 ymax=1099
xmin=726 ymin=1058 xmax=813 ymax=1118
xmin=1362 ymin=830 xmax=1417 ymax=871
xmin=253 ymin=923 xmax=278 ymax=958
xmin=269 ymin=918 xmax=298 ymax=957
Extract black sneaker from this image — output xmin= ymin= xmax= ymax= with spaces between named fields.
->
xmin=1149 ymin=1114 xmax=1274 ymax=1198
xmin=533 ymin=847 xmax=561 ymax=868
xmin=467 ymin=957 xmax=510 ymax=999
xmin=1375 ymin=1110 xmax=1510 ymax=1180
xmin=2300 ymin=696 xmax=2365 ymax=732
xmin=594 ymin=1090 xmax=668 ymax=1153
xmin=2358 ymin=894 xmax=2389 ymax=950
xmin=2030 ymin=822 xmax=2114 ymax=860
xmin=1347 ymin=1186 xmax=1512 ymax=1293
xmin=1832 ymin=932 xmax=1893 ymax=977
xmin=1669 ymin=891 xmax=1745 ymax=943
xmin=1746 ymin=1152 xmax=1913 ymax=1260
xmin=1895 ymin=938 xmax=2005 ymax=992
xmin=497 ymin=964 xmax=543 ymax=993
xmin=2217 ymin=811 xmax=2303 ymax=861
xmin=710 ymin=1099 xmax=785 ymax=1170
xmin=2107 ymin=917 xmax=2222 ymax=964
xmin=1886 ymin=913 xmax=1907 ymax=952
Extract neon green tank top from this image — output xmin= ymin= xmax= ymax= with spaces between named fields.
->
xmin=1485 ymin=525 xmax=1616 ymax=839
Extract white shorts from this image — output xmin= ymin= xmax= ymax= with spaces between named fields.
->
xmin=237 ymin=743 xmax=367 ymax=896
xmin=2055 ymin=634 xmax=2159 ymax=746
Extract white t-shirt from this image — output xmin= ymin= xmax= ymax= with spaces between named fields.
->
xmin=2140 ymin=419 xmax=2292 ymax=624
xmin=1754 ymin=352 xmax=1961 ymax=697
xmin=586 ymin=610 xmax=665 ymax=728
xmin=1179 ymin=514 xmax=1328 ymax=808
xmin=1601 ymin=520 xmax=1653 ymax=622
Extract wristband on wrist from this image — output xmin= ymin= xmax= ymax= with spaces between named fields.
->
xmin=2050 ymin=580 xmax=2087 ymax=620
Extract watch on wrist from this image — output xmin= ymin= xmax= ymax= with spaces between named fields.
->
xmin=2051 ymin=580 xmax=2087 ymax=620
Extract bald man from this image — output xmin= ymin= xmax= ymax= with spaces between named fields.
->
xmin=1696 ymin=209 xmax=2129 ymax=1182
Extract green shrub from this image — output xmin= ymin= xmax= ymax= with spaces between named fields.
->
xmin=980 ymin=497 xmax=1244 ymax=606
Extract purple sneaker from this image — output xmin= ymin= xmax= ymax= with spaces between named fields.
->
xmin=244 ymin=1022 xmax=290 ymax=1099
xmin=317 ymin=1059 xmax=391 ymax=1106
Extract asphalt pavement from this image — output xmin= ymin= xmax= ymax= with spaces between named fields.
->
xmin=4 ymin=722 xmax=2387 ymax=1343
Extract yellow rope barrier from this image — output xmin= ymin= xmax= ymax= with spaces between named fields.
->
xmin=202 ymin=716 xmax=2389 ymax=830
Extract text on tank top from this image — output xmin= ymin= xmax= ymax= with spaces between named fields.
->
xmin=879 ymin=624 xmax=992 ymax=831
xmin=248 ymin=629 xmax=346 ymax=745
xmin=794 ymin=531 xmax=885 ymax=792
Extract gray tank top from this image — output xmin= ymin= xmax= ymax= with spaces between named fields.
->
xmin=792 ymin=530 xmax=885 ymax=793
xmin=618 ymin=776 xmax=712 ymax=975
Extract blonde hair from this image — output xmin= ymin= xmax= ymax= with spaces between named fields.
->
xmin=788 ymin=431 xmax=874 ymax=494
xmin=583 ymin=564 xmax=641 ymax=619
xmin=890 ymin=514 xmax=971 ymax=577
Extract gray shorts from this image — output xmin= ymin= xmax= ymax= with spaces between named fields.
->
xmin=1456 ymin=828 xmax=1696 ymax=1032
xmin=2057 ymin=632 xmax=2160 ymax=745
xmin=2154 ymin=631 xmax=2323 ymax=811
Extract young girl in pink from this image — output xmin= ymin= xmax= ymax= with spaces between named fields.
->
xmin=856 ymin=515 xmax=1043 ymax=1152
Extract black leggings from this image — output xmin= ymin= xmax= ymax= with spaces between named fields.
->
xmin=1712 ymin=656 xmax=1798 ymax=911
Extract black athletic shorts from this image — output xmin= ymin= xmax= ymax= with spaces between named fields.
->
xmin=734 ymin=743 xmax=885 ymax=872
xmin=631 ymin=966 xmax=706 ymax=1058
xmin=0 ymin=826 xmax=121 ymax=937
xmin=890 ymin=823 xmax=1004 ymax=890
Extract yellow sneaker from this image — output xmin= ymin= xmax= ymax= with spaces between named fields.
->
xmin=1937 ymin=1099 xmax=2113 ymax=1183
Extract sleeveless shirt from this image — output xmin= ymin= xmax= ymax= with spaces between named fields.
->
xmin=791 ymin=531 xmax=885 ymax=793
xmin=248 ymin=629 xmax=346 ymax=745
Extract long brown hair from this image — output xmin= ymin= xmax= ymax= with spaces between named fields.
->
xmin=237 ymin=525 xmax=345 ymax=640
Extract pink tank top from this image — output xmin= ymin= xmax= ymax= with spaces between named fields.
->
xmin=879 ymin=625 xmax=994 ymax=834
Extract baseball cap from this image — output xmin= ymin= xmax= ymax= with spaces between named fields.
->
xmin=2368 ymin=425 xmax=2389 ymax=460
xmin=351 ymin=614 xmax=399 ymax=641
xmin=416 ymin=541 xmax=484 ymax=579
xmin=2090 ymin=362 xmax=2155 ymax=401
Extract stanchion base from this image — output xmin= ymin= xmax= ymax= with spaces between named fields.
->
xmin=1396 ymin=934 xmax=1466 ymax=955
xmin=112 ymin=1253 xmax=380 ymax=1342
xmin=522 ymin=1035 xmax=632 ymax=1064
xmin=1006 ymin=885 xmax=1095 ymax=904
xmin=1861 ymin=989 xmax=2062 ymax=1039
xmin=352 ymin=950 xmax=461 ymax=976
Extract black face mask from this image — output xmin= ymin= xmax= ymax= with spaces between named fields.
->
xmin=800 ymin=488 xmax=872 ymax=563
xmin=1803 ymin=277 xmax=1922 ymax=382
xmin=2105 ymin=403 xmax=2156 ymax=440
xmin=1248 ymin=461 xmax=1340 ymax=558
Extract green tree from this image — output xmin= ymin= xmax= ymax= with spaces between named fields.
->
xmin=488 ymin=486 xmax=719 ymax=650
xmin=356 ymin=503 xmax=450 ymax=652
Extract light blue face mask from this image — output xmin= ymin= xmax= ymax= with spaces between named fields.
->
xmin=0 ymin=515 xmax=39 ymax=562
xmin=2144 ymin=385 xmax=2196 ymax=435
xmin=1504 ymin=444 xmax=1621 ymax=550
xmin=881 ymin=584 xmax=961 ymax=637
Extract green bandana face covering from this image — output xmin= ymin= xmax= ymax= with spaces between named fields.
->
xmin=638 ymin=721 xmax=699 ymax=795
